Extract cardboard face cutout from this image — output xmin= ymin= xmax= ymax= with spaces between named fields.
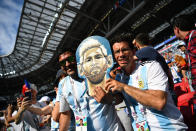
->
xmin=76 ymin=36 xmax=114 ymax=96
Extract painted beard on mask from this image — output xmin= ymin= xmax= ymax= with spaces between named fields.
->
xmin=83 ymin=64 xmax=107 ymax=84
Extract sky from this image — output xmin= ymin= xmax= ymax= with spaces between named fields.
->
xmin=0 ymin=0 xmax=23 ymax=56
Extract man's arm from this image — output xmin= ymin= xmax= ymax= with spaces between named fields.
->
xmin=52 ymin=101 xmax=60 ymax=122
xmin=14 ymin=108 xmax=26 ymax=124
xmin=4 ymin=111 xmax=11 ymax=128
xmin=15 ymin=97 xmax=31 ymax=124
xmin=27 ymin=105 xmax=52 ymax=116
xmin=6 ymin=104 xmax=15 ymax=123
xmin=59 ymin=111 xmax=71 ymax=131
xmin=105 ymin=79 xmax=166 ymax=111
xmin=52 ymin=80 xmax=64 ymax=122
xmin=105 ymin=62 xmax=168 ymax=111
xmin=58 ymin=92 xmax=72 ymax=131
xmin=181 ymin=69 xmax=188 ymax=83
xmin=93 ymin=86 xmax=123 ymax=105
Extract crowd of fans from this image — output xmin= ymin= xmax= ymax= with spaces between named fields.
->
xmin=0 ymin=14 xmax=195 ymax=131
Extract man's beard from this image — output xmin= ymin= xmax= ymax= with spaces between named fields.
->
xmin=84 ymin=64 xmax=107 ymax=84
xmin=63 ymin=64 xmax=76 ymax=76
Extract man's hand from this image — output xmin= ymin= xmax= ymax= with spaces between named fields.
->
xmin=17 ymin=98 xmax=22 ymax=108
xmin=105 ymin=78 xmax=125 ymax=93
xmin=110 ymin=69 xmax=117 ymax=79
xmin=3 ymin=109 xmax=10 ymax=127
xmin=14 ymin=97 xmax=31 ymax=124
xmin=4 ymin=119 xmax=10 ymax=128
xmin=92 ymin=86 xmax=121 ymax=104
xmin=175 ymin=61 xmax=182 ymax=69
xmin=42 ymin=115 xmax=51 ymax=124
xmin=175 ymin=61 xmax=187 ymax=70
xmin=7 ymin=104 xmax=13 ymax=116
xmin=20 ymin=97 xmax=31 ymax=111
xmin=92 ymin=86 xmax=107 ymax=103
xmin=110 ymin=67 xmax=121 ymax=79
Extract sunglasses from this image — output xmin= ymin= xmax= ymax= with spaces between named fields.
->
xmin=59 ymin=56 xmax=75 ymax=66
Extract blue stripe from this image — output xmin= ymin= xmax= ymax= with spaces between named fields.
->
xmin=124 ymin=64 xmax=176 ymax=130
xmin=122 ymin=76 xmax=138 ymax=129
xmin=140 ymin=66 xmax=148 ymax=90
xmin=149 ymin=109 xmax=175 ymax=130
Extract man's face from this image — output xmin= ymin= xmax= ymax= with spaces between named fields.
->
xmin=31 ymin=89 xmax=37 ymax=103
xmin=113 ymin=42 xmax=134 ymax=69
xmin=174 ymin=27 xmax=184 ymax=40
xmin=168 ymin=52 xmax=172 ymax=58
xmin=59 ymin=52 xmax=77 ymax=76
xmin=80 ymin=119 xmax=83 ymax=125
xmin=180 ymin=46 xmax=186 ymax=52
xmin=82 ymin=47 xmax=107 ymax=84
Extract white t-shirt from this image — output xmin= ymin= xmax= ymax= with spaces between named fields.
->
xmin=119 ymin=61 xmax=187 ymax=131
xmin=8 ymin=111 xmax=23 ymax=131
xmin=18 ymin=102 xmax=49 ymax=131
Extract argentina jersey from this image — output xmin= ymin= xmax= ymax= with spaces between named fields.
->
xmin=118 ymin=61 xmax=187 ymax=131
xmin=62 ymin=76 xmax=123 ymax=131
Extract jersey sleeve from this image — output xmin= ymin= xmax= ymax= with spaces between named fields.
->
xmin=56 ymin=78 xmax=65 ymax=102
xmin=135 ymin=49 xmax=146 ymax=60
xmin=147 ymin=61 xmax=169 ymax=91
xmin=59 ymin=94 xmax=70 ymax=113
xmin=136 ymin=47 xmax=153 ymax=61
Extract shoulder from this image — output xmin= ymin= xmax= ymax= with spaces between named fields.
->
xmin=61 ymin=76 xmax=72 ymax=95
xmin=59 ymin=76 xmax=70 ymax=90
xmin=136 ymin=47 xmax=156 ymax=58
xmin=192 ymin=30 xmax=196 ymax=36
xmin=140 ymin=61 xmax=168 ymax=90
xmin=59 ymin=76 xmax=69 ymax=85
xmin=147 ymin=60 xmax=162 ymax=69
xmin=140 ymin=61 xmax=164 ymax=74
xmin=141 ymin=46 xmax=155 ymax=51
xmin=190 ymin=30 xmax=196 ymax=42
xmin=140 ymin=60 xmax=158 ymax=66
xmin=143 ymin=61 xmax=166 ymax=78
xmin=189 ymin=30 xmax=196 ymax=42
xmin=136 ymin=47 xmax=151 ymax=54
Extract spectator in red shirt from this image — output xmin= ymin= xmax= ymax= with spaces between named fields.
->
xmin=172 ymin=14 xmax=196 ymax=90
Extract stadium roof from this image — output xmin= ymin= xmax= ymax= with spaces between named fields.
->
xmin=0 ymin=0 xmax=195 ymax=103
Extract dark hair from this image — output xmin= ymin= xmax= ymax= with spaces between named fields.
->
xmin=110 ymin=33 xmax=135 ymax=49
xmin=135 ymin=33 xmax=150 ymax=46
xmin=59 ymin=49 xmax=75 ymax=60
xmin=172 ymin=14 xmax=195 ymax=31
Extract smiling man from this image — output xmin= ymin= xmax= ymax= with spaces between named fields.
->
xmin=107 ymin=33 xmax=188 ymax=131
xmin=59 ymin=51 xmax=77 ymax=78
